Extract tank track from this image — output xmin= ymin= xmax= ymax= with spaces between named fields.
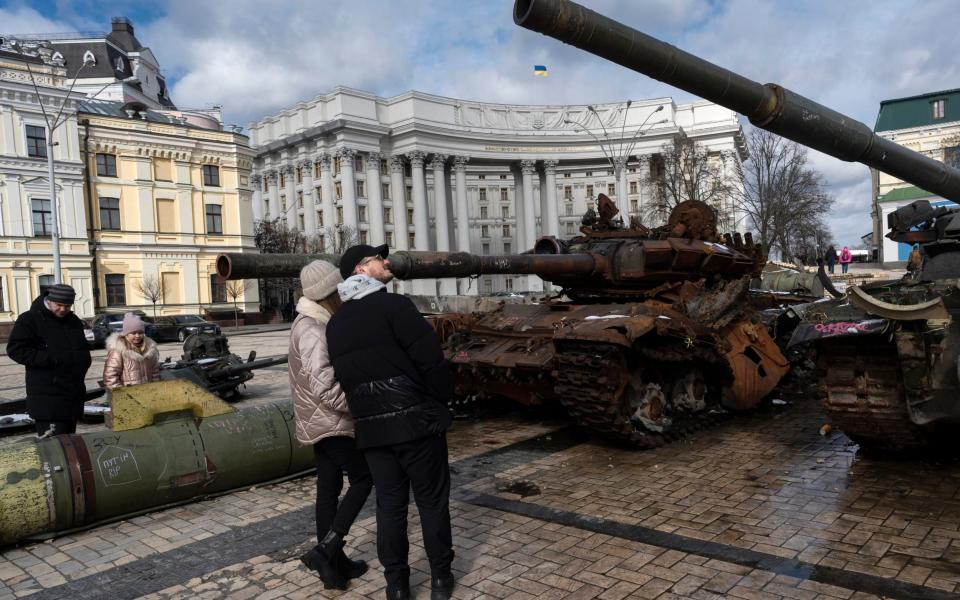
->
xmin=553 ymin=343 xmax=729 ymax=448
xmin=818 ymin=337 xmax=932 ymax=451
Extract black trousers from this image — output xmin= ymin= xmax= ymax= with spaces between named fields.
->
xmin=34 ymin=419 xmax=76 ymax=437
xmin=364 ymin=433 xmax=453 ymax=587
xmin=313 ymin=436 xmax=373 ymax=541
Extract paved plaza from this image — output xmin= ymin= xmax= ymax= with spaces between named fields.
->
xmin=2 ymin=330 xmax=960 ymax=599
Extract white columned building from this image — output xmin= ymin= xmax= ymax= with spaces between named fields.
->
xmin=249 ymin=87 xmax=747 ymax=295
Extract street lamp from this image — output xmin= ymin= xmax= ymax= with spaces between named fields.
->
xmin=564 ymin=103 xmax=668 ymax=216
xmin=23 ymin=53 xmax=101 ymax=284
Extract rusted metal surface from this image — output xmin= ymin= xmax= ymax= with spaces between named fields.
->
xmin=720 ymin=321 xmax=791 ymax=410
xmin=847 ymin=285 xmax=950 ymax=321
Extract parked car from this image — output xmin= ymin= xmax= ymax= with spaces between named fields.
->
xmin=90 ymin=311 xmax=151 ymax=348
xmin=146 ymin=315 xmax=221 ymax=343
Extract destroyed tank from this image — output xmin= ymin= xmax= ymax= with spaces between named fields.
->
xmin=511 ymin=0 xmax=960 ymax=450
xmin=219 ymin=196 xmax=791 ymax=448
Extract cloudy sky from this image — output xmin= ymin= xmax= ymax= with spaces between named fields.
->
xmin=3 ymin=0 xmax=957 ymax=246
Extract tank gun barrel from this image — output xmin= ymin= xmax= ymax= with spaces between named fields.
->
xmin=208 ymin=354 xmax=289 ymax=378
xmin=216 ymin=252 xmax=338 ymax=280
xmin=513 ymin=0 xmax=960 ymax=202
xmin=387 ymin=250 xmax=599 ymax=280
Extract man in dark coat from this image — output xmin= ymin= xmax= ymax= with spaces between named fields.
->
xmin=326 ymin=244 xmax=455 ymax=600
xmin=7 ymin=283 xmax=92 ymax=436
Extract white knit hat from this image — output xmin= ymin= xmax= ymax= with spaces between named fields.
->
xmin=300 ymin=260 xmax=342 ymax=301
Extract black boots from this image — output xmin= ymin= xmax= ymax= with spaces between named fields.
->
xmin=430 ymin=569 xmax=455 ymax=600
xmin=385 ymin=579 xmax=411 ymax=600
xmin=300 ymin=531 xmax=367 ymax=590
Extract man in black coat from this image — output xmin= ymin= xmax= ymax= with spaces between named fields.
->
xmin=7 ymin=284 xmax=92 ymax=436
xmin=326 ymin=244 xmax=455 ymax=600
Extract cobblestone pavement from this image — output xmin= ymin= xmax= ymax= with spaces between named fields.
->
xmin=2 ymin=331 xmax=960 ymax=599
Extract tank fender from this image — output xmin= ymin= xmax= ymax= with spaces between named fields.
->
xmin=847 ymin=285 xmax=950 ymax=321
xmin=553 ymin=313 xmax=659 ymax=346
xmin=721 ymin=320 xmax=791 ymax=410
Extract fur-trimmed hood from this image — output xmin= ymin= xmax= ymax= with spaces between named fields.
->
xmin=105 ymin=332 xmax=159 ymax=362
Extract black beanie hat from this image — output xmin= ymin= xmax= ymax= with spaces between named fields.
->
xmin=46 ymin=283 xmax=76 ymax=305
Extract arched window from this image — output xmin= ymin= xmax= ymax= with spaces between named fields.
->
xmin=82 ymin=50 xmax=95 ymax=65
xmin=115 ymin=56 xmax=125 ymax=71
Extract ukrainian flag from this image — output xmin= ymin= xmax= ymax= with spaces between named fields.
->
xmin=533 ymin=65 xmax=548 ymax=76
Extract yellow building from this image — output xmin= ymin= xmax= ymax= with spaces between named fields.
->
xmin=79 ymin=100 xmax=259 ymax=316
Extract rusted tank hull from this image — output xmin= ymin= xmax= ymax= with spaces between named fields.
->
xmin=430 ymin=298 xmax=789 ymax=447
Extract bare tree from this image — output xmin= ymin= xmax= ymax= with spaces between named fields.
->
xmin=254 ymin=218 xmax=304 ymax=311
xmin=225 ymin=279 xmax=249 ymax=330
xmin=734 ymin=129 xmax=835 ymax=263
xmin=643 ymin=135 xmax=736 ymax=229
xmin=134 ymin=275 xmax=163 ymax=318
xmin=306 ymin=225 xmax=359 ymax=255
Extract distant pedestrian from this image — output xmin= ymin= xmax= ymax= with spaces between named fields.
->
xmin=839 ymin=246 xmax=853 ymax=274
xmin=290 ymin=260 xmax=372 ymax=591
xmin=6 ymin=284 xmax=92 ymax=436
xmin=103 ymin=313 xmax=160 ymax=390
xmin=282 ymin=299 xmax=295 ymax=322
xmin=825 ymin=245 xmax=838 ymax=274
xmin=907 ymin=244 xmax=923 ymax=276
xmin=327 ymin=244 xmax=456 ymax=600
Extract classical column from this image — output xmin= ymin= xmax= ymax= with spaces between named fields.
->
xmin=317 ymin=154 xmax=335 ymax=235
xmin=298 ymin=159 xmax=317 ymax=235
xmin=519 ymin=160 xmax=537 ymax=251
xmin=614 ymin=156 xmax=629 ymax=213
xmin=337 ymin=148 xmax=359 ymax=232
xmin=266 ymin=170 xmax=280 ymax=219
xmin=638 ymin=154 xmax=652 ymax=221
xmin=389 ymin=155 xmax=409 ymax=250
xmin=430 ymin=154 xmax=451 ymax=252
xmin=452 ymin=155 xmax=470 ymax=252
xmin=365 ymin=151 xmax=385 ymax=245
xmin=283 ymin=164 xmax=297 ymax=225
xmin=542 ymin=160 xmax=560 ymax=238
xmin=251 ymin=174 xmax=263 ymax=221
xmin=407 ymin=151 xmax=429 ymax=251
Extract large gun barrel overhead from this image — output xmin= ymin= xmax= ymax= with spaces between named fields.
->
xmin=386 ymin=251 xmax=598 ymax=280
xmin=513 ymin=0 xmax=960 ymax=202
xmin=216 ymin=252 xmax=338 ymax=280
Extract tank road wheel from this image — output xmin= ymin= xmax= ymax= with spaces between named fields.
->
xmin=554 ymin=344 xmax=722 ymax=448
xmin=818 ymin=337 xmax=931 ymax=452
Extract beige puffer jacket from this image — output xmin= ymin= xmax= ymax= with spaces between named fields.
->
xmin=103 ymin=333 xmax=161 ymax=389
xmin=289 ymin=296 xmax=354 ymax=444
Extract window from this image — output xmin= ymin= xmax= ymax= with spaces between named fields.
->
xmin=480 ymin=206 xmax=488 ymax=219
xmin=334 ymin=156 xmax=342 ymax=175
xmin=384 ymin=207 xmax=392 ymax=222
xmin=631 ymin=198 xmax=638 ymax=212
xmin=154 ymin=157 xmax=172 ymax=181
xmin=38 ymin=275 xmax=54 ymax=297
xmin=359 ymin=206 xmax=367 ymax=222
xmin=585 ymin=171 xmax=593 ymax=177
xmin=210 ymin=275 xmax=226 ymax=303
xmin=563 ymin=173 xmax=571 ymax=178
xmin=479 ymin=189 xmax=487 ymax=202
xmin=500 ymin=189 xmax=508 ymax=202
xmin=356 ymin=180 xmax=365 ymax=198
xmin=407 ymin=208 xmax=413 ymax=223
xmin=202 ymin=164 xmax=220 ymax=186
xmin=502 ymin=225 xmax=510 ymax=237
xmin=380 ymin=159 xmax=388 ymax=176
xmin=99 ymin=197 xmax=120 ymax=230
xmin=336 ymin=206 xmax=343 ymax=224
xmin=565 ymin=203 xmax=573 ymax=216
xmin=382 ymin=183 xmax=390 ymax=200
xmin=499 ymin=174 xmax=507 ymax=180
xmin=933 ymin=99 xmax=946 ymax=119
xmin=317 ymin=234 xmax=325 ymax=250
xmin=608 ymin=183 xmax=616 ymax=196
xmin=501 ymin=206 xmax=509 ymax=219
xmin=263 ymin=177 xmax=269 ymax=192
xmin=280 ymin=196 xmax=286 ymax=212
xmin=478 ymin=174 xmax=486 ymax=180
xmin=335 ymin=182 xmax=342 ymax=199
xmin=157 ymin=198 xmax=176 ymax=232
xmin=105 ymin=274 xmax=125 ymax=306
xmin=205 ymin=204 xmax=223 ymax=234
xmin=946 ymin=146 xmax=960 ymax=169
xmin=586 ymin=184 xmax=594 ymax=198
xmin=296 ymin=167 xmax=302 ymax=184
xmin=26 ymin=125 xmax=46 ymax=158
xmin=296 ymin=191 xmax=303 ymax=208
xmin=564 ymin=186 xmax=572 ymax=200
xmin=279 ymin=172 xmax=285 ymax=188
xmin=630 ymin=181 xmax=638 ymax=194
xmin=385 ymin=232 xmax=393 ymax=246
xmin=408 ymin=232 xmax=415 ymax=247
xmin=355 ymin=155 xmax=364 ymax=172
xmin=481 ymin=225 xmax=489 ymax=237
xmin=359 ymin=231 xmax=368 ymax=244
xmin=95 ymin=153 xmax=118 ymax=177
xmin=317 ymin=210 xmax=324 ymax=226
xmin=298 ymin=214 xmax=305 ymax=230
xmin=31 ymin=199 xmax=52 ymax=236
xmin=482 ymin=243 xmax=490 ymax=254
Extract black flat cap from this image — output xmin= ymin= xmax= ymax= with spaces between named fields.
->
xmin=46 ymin=283 xmax=76 ymax=305
xmin=339 ymin=244 xmax=389 ymax=279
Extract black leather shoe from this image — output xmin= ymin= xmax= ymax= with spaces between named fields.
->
xmin=337 ymin=548 xmax=368 ymax=579
xmin=385 ymin=581 xmax=411 ymax=600
xmin=430 ymin=570 xmax=455 ymax=600
xmin=300 ymin=544 xmax=347 ymax=590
